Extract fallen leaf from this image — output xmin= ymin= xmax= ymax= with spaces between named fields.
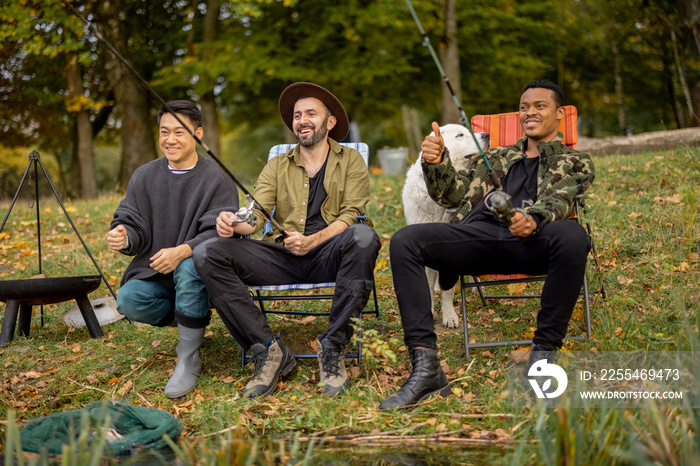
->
xmin=507 ymin=282 xmax=529 ymax=295
xmin=508 ymin=349 xmax=530 ymax=363
xmin=152 ymin=340 xmax=161 ymax=348
xmin=617 ymin=276 xmax=633 ymax=286
xmin=118 ymin=380 xmax=133 ymax=397
xmin=674 ymin=262 xmax=690 ymax=272
xmin=614 ymin=327 xmax=623 ymax=336
xmin=628 ymin=212 xmax=642 ymax=219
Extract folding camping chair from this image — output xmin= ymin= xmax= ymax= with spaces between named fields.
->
xmin=241 ymin=142 xmax=380 ymax=366
xmin=459 ymin=107 xmax=605 ymax=358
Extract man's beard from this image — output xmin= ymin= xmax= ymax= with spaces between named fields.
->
xmin=295 ymin=117 xmax=330 ymax=148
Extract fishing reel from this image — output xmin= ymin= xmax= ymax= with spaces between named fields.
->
xmin=484 ymin=190 xmax=533 ymax=227
xmin=484 ymin=190 xmax=515 ymax=226
xmin=230 ymin=194 xmax=257 ymax=228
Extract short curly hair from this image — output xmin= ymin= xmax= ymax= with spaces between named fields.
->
xmin=524 ymin=80 xmax=564 ymax=107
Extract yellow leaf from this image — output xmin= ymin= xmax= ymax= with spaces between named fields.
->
xmin=426 ymin=417 xmax=437 ymax=426
xmin=614 ymin=327 xmax=623 ymax=336
xmin=72 ymin=343 xmax=81 ymax=353
xmin=675 ymin=262 xmax=690 ymax=272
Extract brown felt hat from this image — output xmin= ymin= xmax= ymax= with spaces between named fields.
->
xmin=278 ymin=82 xmax=349 ymax=142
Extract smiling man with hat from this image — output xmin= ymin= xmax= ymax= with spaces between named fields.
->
xmin=193 ymin=82 xmax=380 ymax=399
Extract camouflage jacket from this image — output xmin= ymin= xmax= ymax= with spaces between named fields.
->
xmin=422 ymin=133 xmax=595 ymax=229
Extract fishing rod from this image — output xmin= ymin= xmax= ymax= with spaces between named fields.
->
xmin=63 ymin=1 xmax=286 ymax=237
xmin=404 ymin=0 xmax=522 ymax=223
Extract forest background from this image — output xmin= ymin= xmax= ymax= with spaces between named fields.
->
xmin=1 ymin=1 xmax=700 ymax=463
xmin=1 ymin=0 xmax=699 ymax=199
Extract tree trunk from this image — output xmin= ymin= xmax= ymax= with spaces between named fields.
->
xmin=401 ymin=105 xmax=422 ymax=163
xmin=612 ymin=39 xmax=627 ymax=135
xmin=93 ymin=0 xmax=156 ymax=189
xmin=67 ymin=58 xmax=97 ymax=198
xmin=199 ymin=0 xmax=221 ymax=157
xmin=439 ymin=0 xmax=461 ymax=125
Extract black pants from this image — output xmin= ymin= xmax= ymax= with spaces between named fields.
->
xmin=390 ymin=219 xmax=590 ymax=349
xmin=193 ymin=224 xmax=381 ymax=350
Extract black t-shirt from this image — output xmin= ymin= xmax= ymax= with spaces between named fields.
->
xmin=304 ymin=156 xmax=329 ymax=235
xmin=466 ymin=154 xmax=539 ymax=225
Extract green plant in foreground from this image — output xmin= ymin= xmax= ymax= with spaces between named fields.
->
xmin=351 ymin=317 xmax=399 ymax=381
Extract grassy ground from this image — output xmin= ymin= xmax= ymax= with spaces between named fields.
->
xmin=0 ymin=146 xmax=698 ymax=464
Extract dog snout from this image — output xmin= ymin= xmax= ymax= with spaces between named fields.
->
xmin=479 ymin=132 xmax=490 ymax=147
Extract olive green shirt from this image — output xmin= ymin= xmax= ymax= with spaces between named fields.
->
xmin=252 ymin=138 xmax=371 ymax=244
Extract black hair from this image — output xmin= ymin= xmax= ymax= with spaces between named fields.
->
xmin=158 ymin=100 xmax=202 ymax=129
xmin=524 ymin=80 xmax=564 ymax=107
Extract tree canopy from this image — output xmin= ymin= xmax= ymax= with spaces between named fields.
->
xmin=1 ymin=0 xmax=698 ymax=195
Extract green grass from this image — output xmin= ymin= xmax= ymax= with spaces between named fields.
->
xmin=0 ymin=147 xmax=698 ymax=464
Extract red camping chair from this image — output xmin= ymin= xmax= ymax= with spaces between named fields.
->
xmin=459 ymin=107 xmax=604 ymax=358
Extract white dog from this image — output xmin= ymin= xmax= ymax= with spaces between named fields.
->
xmin=402 ymin=124 xmax=490 ymax=328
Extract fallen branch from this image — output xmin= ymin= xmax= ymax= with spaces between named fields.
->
xmin=66 ymin=377 xmax=110 ymax=395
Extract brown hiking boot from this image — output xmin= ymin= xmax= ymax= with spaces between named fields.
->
xmin=242 ymin=336 xmax=296 ymax=399
xmin=317 ymin=337 xmax=349 ymax=396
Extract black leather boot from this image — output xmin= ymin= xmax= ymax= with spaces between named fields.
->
xmin=379 ymin=347 xmax=451 ymax=409
xmin=522 ymin=343 xmax=558 ymax=391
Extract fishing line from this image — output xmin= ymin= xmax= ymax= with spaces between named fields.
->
xmin=63 ymin=1 xmax=286 ymax=236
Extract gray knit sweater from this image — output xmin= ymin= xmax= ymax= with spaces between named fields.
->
xmin=110 ymin=155 xmax=238 ymax=287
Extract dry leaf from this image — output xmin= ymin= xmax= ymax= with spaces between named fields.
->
xmin=617 ymin=276 xmax=633 ymax=286
xmin=675 ymin=262 xmax=690 ymax=272
xmin=72 ymin=343 xmax=81 ymax=353
xmin=152 ymin=340 xmax=161 ymax=348
xmin=508 ymin=348 xmax=530 ymax=363
xmin=614 ymin=327 xmax=623 ymax=336
xmin=118 ymin=380 xmax=133 ymax=397
xmin=628 ymin=212 xmax=642 ymax=219
xmin=507 ymin=282 xmax=529 ymax=295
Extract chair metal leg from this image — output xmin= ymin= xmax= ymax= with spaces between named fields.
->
xmin=460 ymin=276 xmax=470 ymax=359
xmin=582 ymin=273 xmax=592 ymax=340
xmin=473 ymin=277 xmax=488 ymax=305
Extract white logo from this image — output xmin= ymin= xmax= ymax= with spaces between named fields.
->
xmin=527 ymin=359 xmax=568 ymax=399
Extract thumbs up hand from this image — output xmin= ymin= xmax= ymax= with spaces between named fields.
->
xmin=421 ymin=121 xmax=445 ymax=165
